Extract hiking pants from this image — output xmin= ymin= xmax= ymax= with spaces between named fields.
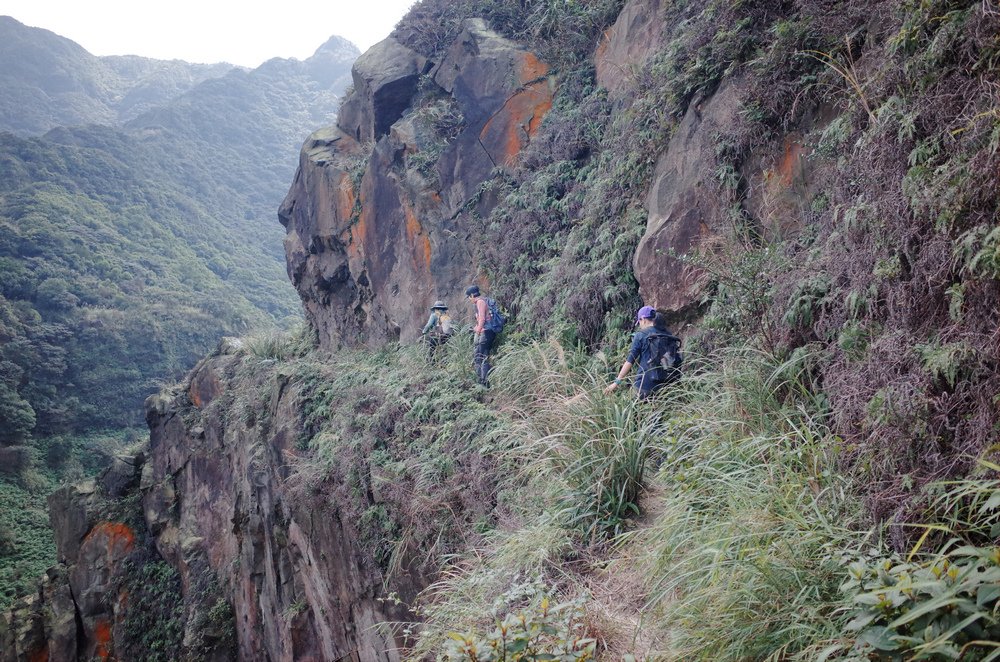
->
xmin=473 ymin=330 xmax=496 ymax=386
xmin=426 ymin=333 xmax=447 ymax=360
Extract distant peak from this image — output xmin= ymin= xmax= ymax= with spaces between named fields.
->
xmin=312 ymin=35 xmax=360 ymax=58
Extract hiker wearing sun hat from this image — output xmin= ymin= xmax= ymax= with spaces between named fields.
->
xmin=421 ymin=300 xmax=454 ymax=359
xmin=604 ymin=305 xmax=682 ymax=398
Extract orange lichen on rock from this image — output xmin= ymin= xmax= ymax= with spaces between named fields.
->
xmin=93 ymin=618 xmax=112 ymax=661
xmin=526 ymin=83 xmax=553 ymax=137
xmin=347 ymin=201 xmax=371 ymax=265
xmin=518 ymin=52 xmax=550 ymax=84
xmin=84 ymin=522 xmax=137 ymax=559
xmin=777 ymin=138 xmax=804 ymax=188
xmin=593 ymin=28 xmax=614 ymax=81
xmin=335 ymin=172 xmax=357 ymax=222
xmin=480 ymin=79 xmax=555 ymax=167
xmin=403 ymin=203 xmax=432 ymax=271
xmin=188 ymin=367 xmax=222 ymax=409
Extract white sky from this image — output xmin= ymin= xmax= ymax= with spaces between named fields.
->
xmin=2 ymin=0 xmax=418 ymax=67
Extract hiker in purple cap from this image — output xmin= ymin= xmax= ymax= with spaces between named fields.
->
xmin=605 ymin=305 xmax=683 ymax=398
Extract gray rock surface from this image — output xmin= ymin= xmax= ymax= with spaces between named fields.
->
xmin=634 ymin=80 xmax=744 ymax=314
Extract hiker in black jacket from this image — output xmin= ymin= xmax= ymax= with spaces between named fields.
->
xmin=605 ymin=306 xmax=682 ymax=398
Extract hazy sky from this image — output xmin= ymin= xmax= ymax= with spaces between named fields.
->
xmin=3 ymin=0 xmax=418 ymax=67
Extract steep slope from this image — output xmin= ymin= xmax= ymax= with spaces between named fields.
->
xmin=4 ymin=0 xmax=999 ymax=660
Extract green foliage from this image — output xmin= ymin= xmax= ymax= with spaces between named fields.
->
xmin=631 ymin=350 xmax=860 ymax=661
xmin=0 ymin=477 xmax=55 ymax=611
xmin=837 ymin=321 xmax=875 ymax=361
xmin=957 ymin=224 xmax=1000 ymax=280
xmin=242 ymin=324 xmax=315 ymax=361
xmin=553 ymin=396 xmax=652 ymax=539
xmin=410 ymin=341 xmax=863 ymax=659
xmin=285 ymin=336 xmax=508 ymax=580
xmin=784 ymin=274 xmax=832 ymax=331
xmin=405 ymin=78 xmax=466 ymax=179
xmin=115 ymin=557 xmax=186 ymax=662
xmin=831 ymin=471 xmax=1000 ymax=661
xmin=915 ymin=339 xmax=976 ymax=389
xmin=443 ymin=592 xmax=596 ymax=661
xmin=697 ymin=241 xmax=785 ymax=350
xmin=0 ymin=428 xmax=139 ymax=611
xmin=838 ymin=546 xmax=1000 ymax=660
xmin=0 ymin=129 xmax=298 ymax=433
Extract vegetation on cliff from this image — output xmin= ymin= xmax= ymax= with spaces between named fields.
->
xmin=373 ymin=0 xmax=1000 ymax=657
xmin=221 ymin=321 xmax=999 ymax=659
xmin=393 ymin=0 xmax=1000 ymax=512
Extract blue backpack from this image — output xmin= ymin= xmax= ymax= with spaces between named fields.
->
xmin=483 ymin=297 xmax=506 ymax=333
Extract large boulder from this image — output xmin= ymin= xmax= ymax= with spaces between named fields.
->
xmin=634 ymin=79 xmax=744 ymax=314
xmin=337 ymin=37 xmax=430 ymax=143
xmin=432 ymin=19 xmax=555 ymax=214
xmin=594 ymin=0 xmax=669 ymax=98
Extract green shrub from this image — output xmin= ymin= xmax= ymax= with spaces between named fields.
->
xmin=831 ymin=471 xmax=1000 ymax=660
xmin=837 ymin=545 xmax=1000 ymax=660
xmin=443 ymin=593 xmax=596 ymax=661
xmin=114 ymin=556 xmax=185 ymax=662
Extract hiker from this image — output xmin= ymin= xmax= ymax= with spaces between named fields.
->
xmin=420 ymin=300 xmax=454 ymax=359
xmin=604 ymin=305 xmax=683 ymax=398
xmin=465 ymin=285 xmax=505 ymax=386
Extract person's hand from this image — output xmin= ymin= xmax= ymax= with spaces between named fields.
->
xmin=604 ymin=381 xmax=619 ymax=394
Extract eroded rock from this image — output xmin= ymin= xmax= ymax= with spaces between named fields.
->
xmin=282 ymin=19 xmax=555 ymax=350
xmin=634 ymin=79 xmax=745 ymax=314
xmin=595 ymin=0 xmax=669 ymax=98
xmin=338 ymin=37 xmax=430 ymax=143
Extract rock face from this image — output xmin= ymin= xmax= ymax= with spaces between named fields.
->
xmin=1 ymin=472 xmax=141 ymax=662
xmin=141 ymin=349 xmax=412 ymax=661
xmin=281 ymin=19 xmax=555 ymax=350
xmin=2 ymin=341 xmax=416 ymax=661
xmin=632 ymin=80 xmax=745 ymax=314
xmin=594 ymin=0 xmax=669 ymax=98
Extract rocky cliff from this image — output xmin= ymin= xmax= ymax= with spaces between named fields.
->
xmin=278 ymin=0 xmax=829 ymax=347
xmin=2 ymin=339 xmax=423 ymax=661
xmin=280 ymin=18 xmax=555 ymax=348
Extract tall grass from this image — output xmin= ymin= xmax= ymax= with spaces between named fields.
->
xmin=408 ymin=340 xmax=868 ymax=659
xmin=627 ymin=348 xmax=863 ymax=660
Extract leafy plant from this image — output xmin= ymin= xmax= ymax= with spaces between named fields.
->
xmin=443 ymin=594 xmax=596 ymax=661
xmin=833 ymin=472 xmax=1000 ymax=661
xmin=837 ymin=545 xmax=1000 ymax=660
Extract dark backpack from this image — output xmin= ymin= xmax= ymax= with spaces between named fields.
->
xmin=645 ymin=331 xmax=683 ymax=385
xmin=483 ymin=297 xmax=506 ymax=333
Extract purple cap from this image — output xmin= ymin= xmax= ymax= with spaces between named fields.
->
xmin=636 ymin=305 xmax=656 ymax=322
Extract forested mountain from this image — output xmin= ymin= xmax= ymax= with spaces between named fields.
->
xmin=0 ymin=16 xmax=236 ymax=135
xmin=0 ymin=18 xmax=358 ymax=436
